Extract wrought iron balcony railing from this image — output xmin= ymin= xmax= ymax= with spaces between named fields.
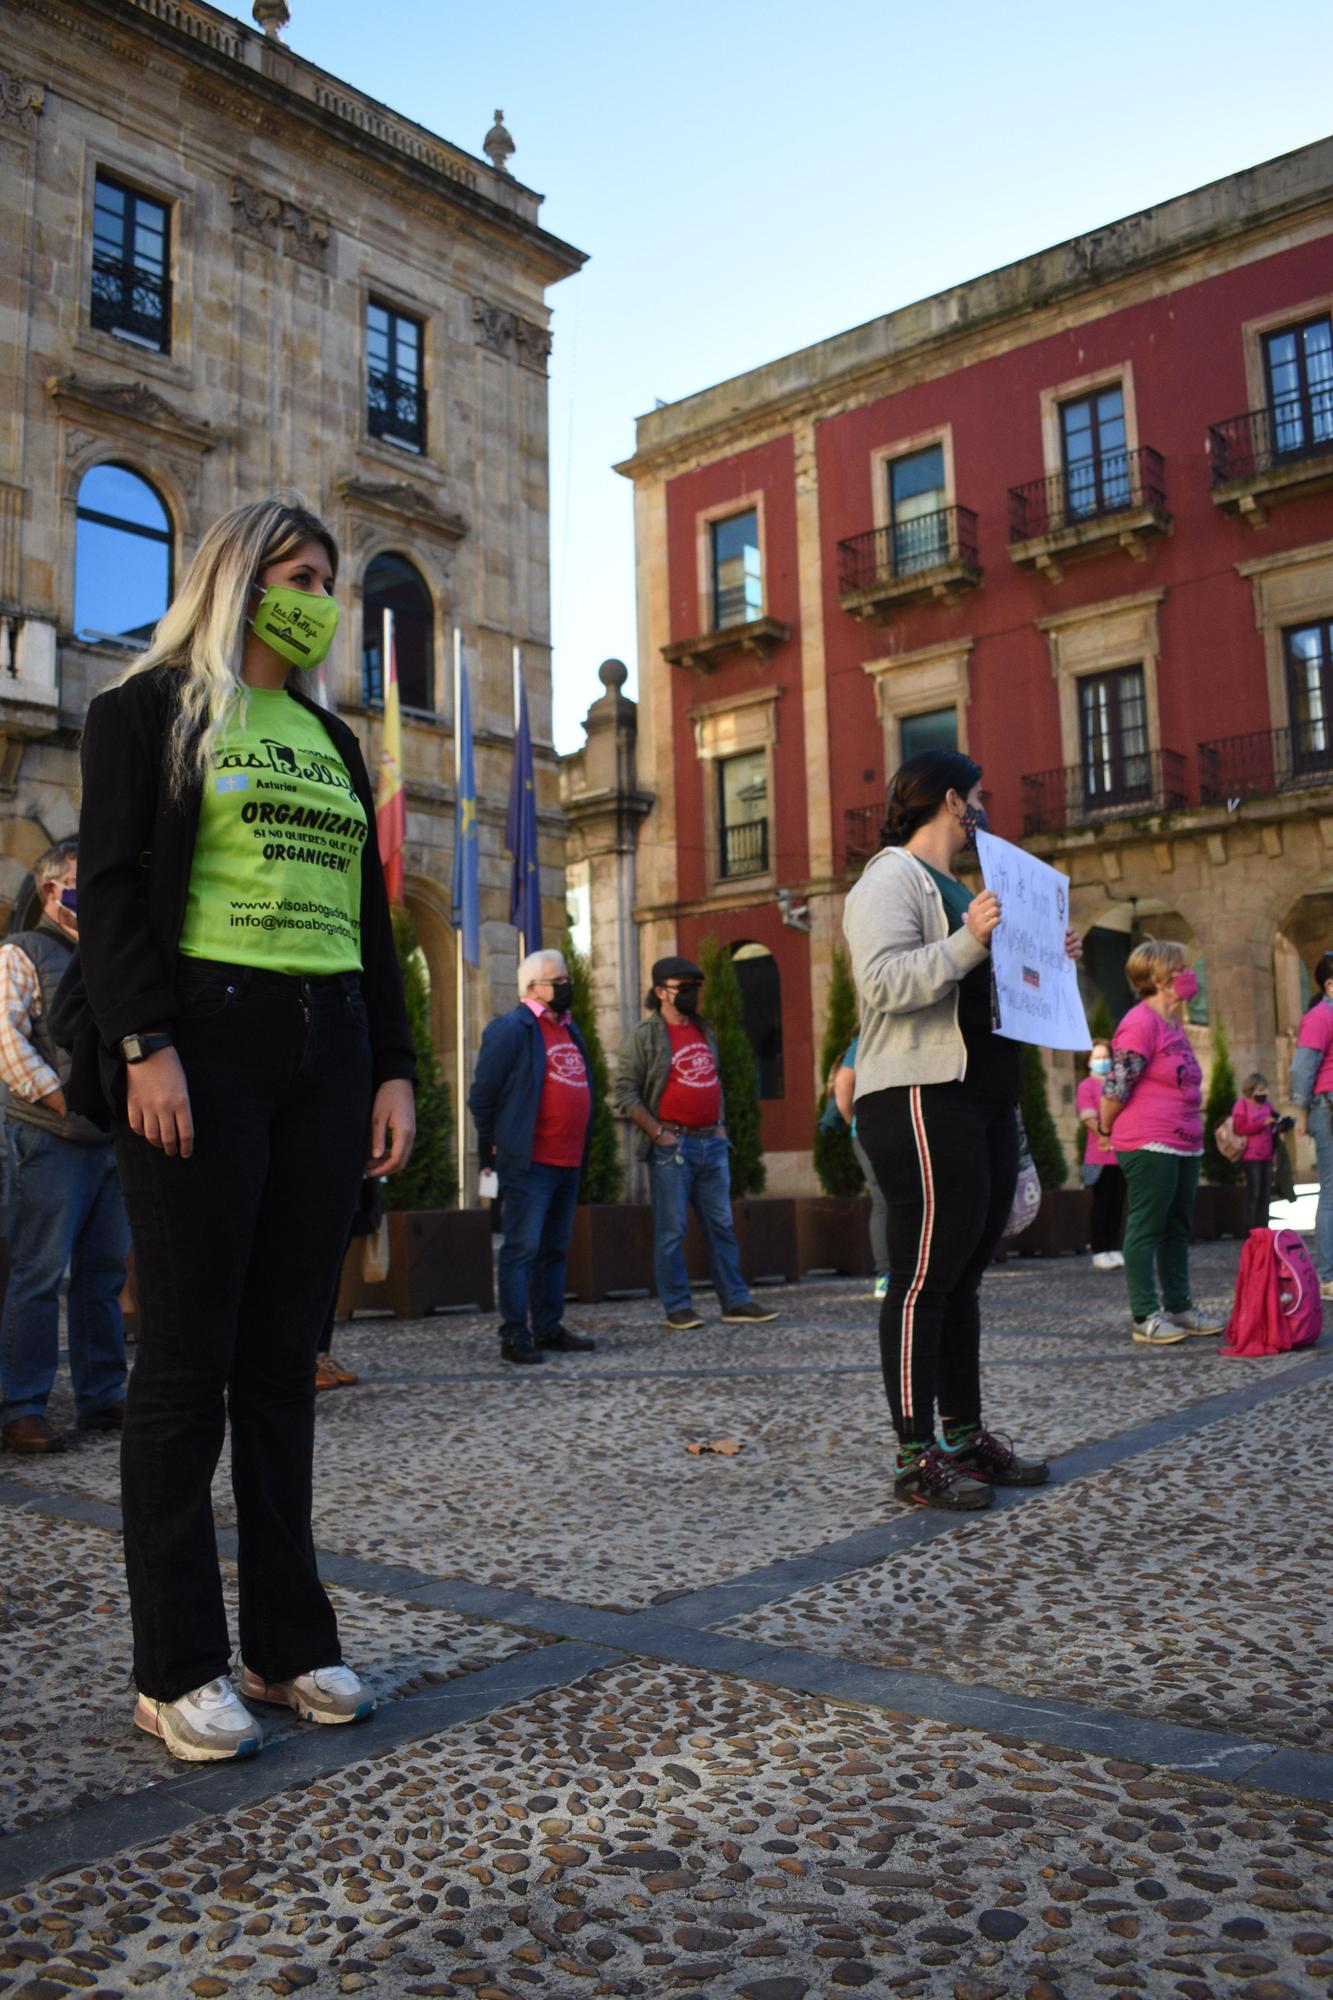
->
xmin=1197 ymin=724 xmax=1333 ymax=805
xmin=1022 ymin=749 xmax=1187 ymax=836
xmin=1208 ymin=398 xmax=1333 ymax=484
xmin=1008 ymin=447 xmax=1166 ymax=542
xmin=368 ymin=369 xmax=426 ymax=451
xmin=90 ymin=253 xmax=171 ymax=350
xmin=837 ymin=507 xmax=980 ymax=595
xmin=720 ymin=818 xmax=769 ymax=879
xmin=843 ymin=804 xmax=883 ymax=871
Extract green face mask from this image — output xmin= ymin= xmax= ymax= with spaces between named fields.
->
xmin=249 ymin=584 xmax=340 ymax=670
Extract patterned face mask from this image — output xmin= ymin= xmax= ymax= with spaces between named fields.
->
xmin=959 ymin=802 xmax=989 ymax=851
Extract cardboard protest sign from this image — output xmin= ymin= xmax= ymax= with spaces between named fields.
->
xmin=975 ymin=829 xmax=1090 ymax=1053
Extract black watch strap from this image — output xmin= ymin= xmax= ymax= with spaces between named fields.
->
xmin=120 ymin=1031 xmax=174 ymax=1064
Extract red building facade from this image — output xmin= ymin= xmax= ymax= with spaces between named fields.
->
xmin=618 ymin=140 xmax=1333 ymax=1193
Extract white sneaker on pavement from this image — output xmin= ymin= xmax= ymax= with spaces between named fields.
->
xmin=1091 ymin=1252 xmax=1117 ymax=1271
xmin=239 ymin=1662 xmax=376 ymax=1725
xmin=134 ymin=1677 xmax=262 ymax=1761
xmin=1131 ymin=1314 xmax=1189 ymax=1346
xmin=1109 ymin=1250 xmax=1125 ymax=1268
xmin=1164 ymin=1304 xmax=1225 ymax=1336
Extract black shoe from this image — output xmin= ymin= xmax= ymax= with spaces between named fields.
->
xmin=76 ymin=1402 xmax=125 ymax=1433
xmin=536 ymin=1326 xmax=597 ymax=1352
xmin=499 ymin=1341 xmax=547 ymax=1366
xmin=665 ymin=1307 xmax=704 ymax=1330
xmin=948 ymin=1428 xmax=1049 ymax=1486
xmin=894 ymin=1444 xmax=993 ymax=1511
xmin=721 ymin=1299 xmax=779 ymax=1323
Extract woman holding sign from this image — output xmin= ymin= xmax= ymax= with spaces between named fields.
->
xmin=65 ymin=497 xmax=416 ymax=1762
xmin=844 ymin=750 xmax=1076 ymax=1511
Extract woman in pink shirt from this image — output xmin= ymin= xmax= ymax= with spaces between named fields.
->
xmin=1290 ymin=949 xmax=1333 ymax=1294
xmin=1231 ymin=1072 xmax=1291 ymax=1235
xmin=1077 ymin=1040 xmax=1123 ymax=1270
xmin=1098 ymin=939 xmax=1225 ymax=1347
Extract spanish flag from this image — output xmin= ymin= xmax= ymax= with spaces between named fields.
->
xmin=376 ymin=608 xmax=406 ymax=906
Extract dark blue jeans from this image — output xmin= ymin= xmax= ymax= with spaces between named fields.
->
xmin=114 ymin=959 xmax=372 ymax=1702
xmin=0 ymin=1121 xmax=129 ymax=1422
xmin=648 ymin=1132 xmax=748 ymax=1313
xmin=497 ymin=1161 xmax=580 ymax=1345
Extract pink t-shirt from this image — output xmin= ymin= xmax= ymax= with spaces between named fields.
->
xmin=1077 ymin=1074 xmax=1118 ymax=1166
xmin=1231 ymin=1096 xmax=1275 ymax=1162
xmin=1111 ymin=1001 xmax=1203 ymax=1153
xmin=1297 ymin=998 xmax=1333 ymax=1096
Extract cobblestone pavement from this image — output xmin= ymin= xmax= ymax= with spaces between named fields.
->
xmin=1 ymin=1242 xmax=1331 ymax=1998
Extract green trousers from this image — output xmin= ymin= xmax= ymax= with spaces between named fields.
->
xmin=1117 ymin=1150 xmax=1201 ymax=1321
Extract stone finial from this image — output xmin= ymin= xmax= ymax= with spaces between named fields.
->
xmin=252 ymin=0 xmax=290 ymax=40
xmin=599 ymin=659 xmax=628 ymax=691
xmin=484 ymin=108 xmax=515 ymax=175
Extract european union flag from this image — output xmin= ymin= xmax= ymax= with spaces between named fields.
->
xmin=451 ymin=654 xmax=480 ymax=968
xmin=506 ymin=671 xmax=542 ymax=951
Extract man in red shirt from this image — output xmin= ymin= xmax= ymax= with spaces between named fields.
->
xmin=616 ymin=956 xmax=778 ymax=1331
xmin=469 ymin=950 xmax=597 ymax=1364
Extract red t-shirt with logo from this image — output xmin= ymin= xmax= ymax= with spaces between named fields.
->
xmin=530 ymin=1014 xmax=591 ymax=1168
xmin=657 ymin=1023 xmax=723 ymax=1128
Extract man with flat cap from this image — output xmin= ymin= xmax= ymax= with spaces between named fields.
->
xmin=616 ymin=955 xmax=778 ymax=1331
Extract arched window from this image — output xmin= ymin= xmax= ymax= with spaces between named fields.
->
xmin=731 ymin=941 xmax=783 ymax=1099
xmin=74 ymin=463 xmax=172 ymax=646
xmin=362 ymin=552 xmax=434 ymax=712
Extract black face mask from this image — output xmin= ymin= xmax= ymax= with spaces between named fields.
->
xmin=673 ymin=986 xmax=701 ymax=1016
xmin=548 ymin=979 xmax=574 ymax=1015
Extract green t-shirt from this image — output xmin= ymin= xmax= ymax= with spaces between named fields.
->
xmin=179 ymin=687 xmax=367 ymax=975
xmin=916 ymin=857 xmax=970 ymax=934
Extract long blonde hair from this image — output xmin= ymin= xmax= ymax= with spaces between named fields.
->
xmin=123 ymin=494 xmax=339 ymax=797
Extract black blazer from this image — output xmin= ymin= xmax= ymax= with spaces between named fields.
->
xmin=59 ymin=663 xmax=415 ymax=1120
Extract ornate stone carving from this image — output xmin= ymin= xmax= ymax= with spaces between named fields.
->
xmin=230 ymin=175 xmax=281 ymax=247
xmin=471 ymin=297 xmax=551 ymax=374
xmin=252 ymin=0 xmax=290 ymax=38
xmin=280 ymin=199 xmax=330 ymax=270
xmin=230 ymin=177 xmax=330 ymax=269
xmin=512 ymin=315 xmax=552 ymax=375
xmin=0 ymin=69 xmax=46 ymax=135
xmin=483 ymin=108 xmax=514 ymax=175
xmin=46 ymin=375 xmax=218 ymax=452
xmin=472 ymin=296 xmax=512 ymax=357
xmin=337 ymin=475 xmax=468 ymax=543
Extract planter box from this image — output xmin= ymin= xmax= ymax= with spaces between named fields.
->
xmin=1005 ymin=1187 xmax=1092 ymax=1258
xmin=1192 ymin=1182 xmax=1246 ymax=1242
xmin=684 ymin=1196 xmax=799 ymax=1288
xmin=795 ymin=1195 xmax=874 ymax=1277
xmin=564 ymin=1203 xmax=655 ymax=1302
xmin=336 ymin=1208 xmax=493 ymax=1319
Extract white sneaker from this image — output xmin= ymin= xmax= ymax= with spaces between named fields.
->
xmin=239 ymin=1662 xmax=376 ymax=1725
xmin=1131 ymin=1314 xmax=1188 ymax=1346
xmin=1109 ymin=1251 xmax=1125 ymax=1268
xmin=1091 ymin=1252 xmax=1117 ymax=1271
xmin=134 ymin=1676 xmax=262 ymax=1762
xmin=1165 ymin=1304 xmax=1225 ymax=1336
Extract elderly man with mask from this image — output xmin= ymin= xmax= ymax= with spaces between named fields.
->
xmin=617 ymin=954 xmax=778 ymax=1332
xmin=0 ymin=842 xmax=129 ymax=1452
xmin=469 ymin=948 xmax=597 ymax=1365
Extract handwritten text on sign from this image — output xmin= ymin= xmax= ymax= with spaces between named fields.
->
xmin=975 ymin=830 xmax=1090 ymax=1053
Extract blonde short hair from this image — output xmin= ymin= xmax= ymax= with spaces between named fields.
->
xmin=1125 ymin=937 xmax=1189 ymax=997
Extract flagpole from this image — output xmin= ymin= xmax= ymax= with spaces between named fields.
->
xmin=454 ymin=625 xmax=467 ymax=1205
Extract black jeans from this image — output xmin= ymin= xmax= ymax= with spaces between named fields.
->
xmin=856 ymin=1083 xmax=1018 ymax=1444
xmin=114 ymin=959 xmax=372 ymax=1701
xmin=1090 ymin=1164 xmax=1126 ymax=1254
xmin=1243 ymin=1158 xmax=1273 ymax=1235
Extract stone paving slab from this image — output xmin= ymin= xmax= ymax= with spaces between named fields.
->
xmin=0 ymin=1512 xmax=547 ymax=1840
xmin=1 ymin=1658 xmax=1331 ymax=1999
xmin=720 ymin=1381 xmax=1333 ymax=1755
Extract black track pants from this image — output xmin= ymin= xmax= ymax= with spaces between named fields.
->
xmin=855 ymin=1083 xmax=1018 ymax=1443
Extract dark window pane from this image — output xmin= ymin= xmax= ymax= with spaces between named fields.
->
xmin=711 ymin=511 xmax=761 ymax=629
xmin=366 ymin=299 xmax=426 ymax=452
xmin=91 ymin=172 xmax=170 ymax=351
xmin=1061 ymin=386 xmax=1128 ymax=518
xmin=732 ymin=942 xmax=783 ymax=1098
xmin=899 ymin=708 xmax=957 ymax=760
xmin=74 ymin=464 xmax=172 ymax=645
xmin=888 ymin=447 xmax=947 ymax=572
xmin=1079 ymin=665 xmax=1147 ymax=804
xmin=363 ymin=551 xmax=434 ymax=710
xmin=717 ymin=749 xmax=768 ymax=878
xmin=1286 ymin=620 xmax=1333 ymax=769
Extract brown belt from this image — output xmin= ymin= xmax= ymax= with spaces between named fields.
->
xmin=658 ymin=1121 xmax=722 ymax=1138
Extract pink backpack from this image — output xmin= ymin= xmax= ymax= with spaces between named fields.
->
xmin=1221 ymin=1228 xmax=1323 ymax=1356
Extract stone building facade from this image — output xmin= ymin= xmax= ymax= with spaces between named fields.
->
xmin=0 ymin=0 xmax=584 ymax=1127
xmin=613 ymin=138 xmax=1333 ymax=1193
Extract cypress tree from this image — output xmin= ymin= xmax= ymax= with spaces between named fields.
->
xmin=1089 ymin=994 xmax=1115 ymax=1043
xmin=814 ymin=945 xmax=864 ymax=1197
xmin=1202 ymin=1016 xmax=1241 ymax=1185
xmin=385 ymin=904 xmax=457 ymax=1212
xmin=1020 ymin=1043 xmax=1068 ymax=1190
xmin=563 ymin=928 xmax=623 ymax=1205
xmin=698 ymin=935 xmax=766 ymax=1196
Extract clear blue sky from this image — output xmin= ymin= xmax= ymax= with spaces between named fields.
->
xmin=253 ymin=1 xmax=1331 ymax=750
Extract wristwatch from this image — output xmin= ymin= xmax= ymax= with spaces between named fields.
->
xmin=119 ymin=1032 xmax=174 ymax=1064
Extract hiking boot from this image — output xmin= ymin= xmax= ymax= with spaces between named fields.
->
xmin=665 ymin=1307 xmax=704 ymax=1330
xmin=239 ymin=1662 xmax=376 ymax=1725
xmin=1164 ymin=1304 xmax=1225 ymax=1336
xmin=134 ymin=1677 xmax=262 ymax=1762
xmin=721 ymin=1300 xmax=779 ymax=1323
xmin=1131 ymin=1314 xmax=1188 ymax=1346
xmin=948 ymin=1428 xmax=1049 ymax=1486
xmin=894 ymin=1444 xmax=993 ymax=1511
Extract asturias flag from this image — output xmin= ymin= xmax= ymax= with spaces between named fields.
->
xmin=506 ymin=671 xmax=542 ymax=950
xmin=451 ymin=651 xmax=481 ymax=967
xmin=375 ymin=613 xmax=405 ymax=906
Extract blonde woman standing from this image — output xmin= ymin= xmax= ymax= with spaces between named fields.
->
xmin=67 ymin=497 xmax=416 ymax=1760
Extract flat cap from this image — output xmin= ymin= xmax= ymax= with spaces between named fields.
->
xmin=652 ymin=955 xmax=704 ymax=986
